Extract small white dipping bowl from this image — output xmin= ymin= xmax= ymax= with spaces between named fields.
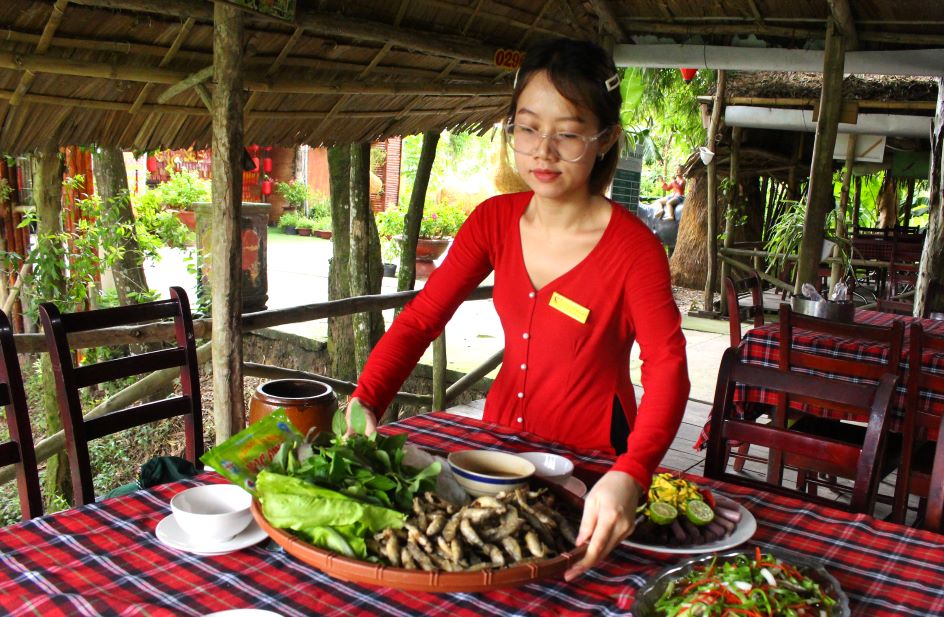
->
xmin=447 ymin=450 xmax=535 ymax=497
xmin=515 ymin=452 xmax=574 ymax=484
xmin=170 ymin=484 xmax=252 ymax=544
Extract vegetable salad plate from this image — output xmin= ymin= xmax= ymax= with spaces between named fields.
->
xmin=622 ymin=505 xmax=756 ymax=555
xmin=630 ymin=548 xmax=850 ymax=616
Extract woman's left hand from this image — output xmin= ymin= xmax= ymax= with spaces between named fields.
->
xmin=563 ymin=471 xmax=642 ymax=581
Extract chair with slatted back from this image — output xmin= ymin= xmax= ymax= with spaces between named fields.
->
xmin=925 ymin=412 xmax=944 ymax=532
xmin=705 ymin=348 xmax=898 ymax=514
xmin=874 ymin=297 xmax=914 ymax=317
xmin=777 ymin=304 xmax=904 ymax=496
xmin=0 ymin=310 xmax=43 ymax=520
xmin=891 ymin=322 xmax=944 ymax=524
xmin=724 ymin=271 xmax=764 ymax=348
xmin=39 ymin=287 xmax=203 ymax=506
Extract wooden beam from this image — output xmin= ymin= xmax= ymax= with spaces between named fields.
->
xmin=209 ymin=1 xmax=245 ymax=443
xmin=745 ymin=0 xmax=764 ymax=23
xmin=587 ymin=0 xmax=625 ymax=40
xmin=0 ymin=87 xmax=503 ymax=120
xmin=10 ymin=0 xmax=69 ymax=106
xmin=244 ymin=26 xmax=304 ymax=113
xmin=0 ymin=50 xmax=509 ymax=96
xmin=828 ymin=0 xmax=859 ymax=51
xmin=129 ymin=17 xmax=195 ymax=115
xmin=703 ymin=70 xmax=727 ymax=315
xmin=72 ymin=0 xmax=500 ymax=65
xmin=795 ymin=19 xmax=846 ymax=293
xmin=157 ymin=65 xmax=213 ymax=104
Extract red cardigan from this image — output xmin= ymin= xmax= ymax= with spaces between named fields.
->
xmin=353 ymin=192 xmax=689 ymax=489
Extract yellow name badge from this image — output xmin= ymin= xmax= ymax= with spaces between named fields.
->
xmin=549 ymin=292 xmax=590 ymax=324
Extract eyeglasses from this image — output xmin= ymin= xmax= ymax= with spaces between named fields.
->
xmin=504 ymin=122 xmax=610 ymax=163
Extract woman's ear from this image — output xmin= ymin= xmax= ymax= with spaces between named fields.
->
xmin=600 ymin=125 xmax=622 ymax=158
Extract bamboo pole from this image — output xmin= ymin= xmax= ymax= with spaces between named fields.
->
xmin=830 ymin=134 xmax=857 ymax=291
xmin=209 ymin=2 xmax=245 ymax=443
xmin=703 ymin=70 xmax=727 ymax=316
xmin=432 ymin=333 xmax=447 ymax=411
xmin=720 ymin=246 xmax=884 ymax=268
xmin=9 ymin=0 xmax=69 ymax=106
xmin=795 ymin=19 xmax=846 ymax=293
xmin=444 ymin=349 xmax=503 ymax=406
xmin=720 ymin=126 xmax=742 ymax=315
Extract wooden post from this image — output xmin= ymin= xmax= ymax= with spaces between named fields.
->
xmin=350 ymin=142 xmax=372 ymax=372
xmin=830 ymin=133 xmax=857 ymax=291
xmin=904 ymin=178 xmax=916 ymax=227
xmin=720 ymin=125 xmax=742 ymax=315
xmin=209 ymin=2 xmax=245 ymax=443
xmin=795 ymin=19 xmax=845 ymax=294
xmin=398 ymin=130 xmax=440 ymax=294
xmin=703 ymin=70 xmax=727 ymax=315
xmin=327 ymin=145 xmax=356 ymax=383
xmin=432 ymin=333 xmax=446 ymax=411
xmin=852 ymin=176 xmax=862 ymax=233
xmin=915 ymin=77 xmax=944 ymax=318
xmin=787 ymin=134 xmax=805 ymax=202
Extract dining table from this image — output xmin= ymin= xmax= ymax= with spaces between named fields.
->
xmin=0 ymin=412 xmax=942 ymax=616
xmin=695 ymin=307 xmax=944 ymax=450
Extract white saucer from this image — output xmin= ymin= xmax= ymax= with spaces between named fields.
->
xmin=556 ymin=475 xmax=587 ymax=498
xmin=155 ymin=514 xmax=267 ymax=556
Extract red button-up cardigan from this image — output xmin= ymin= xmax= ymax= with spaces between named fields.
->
xmin=353 ymin=192 xmax=689 ymax=489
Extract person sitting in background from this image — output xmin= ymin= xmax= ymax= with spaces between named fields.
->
xmin=653 ymin=167 xmax=685 ymax=221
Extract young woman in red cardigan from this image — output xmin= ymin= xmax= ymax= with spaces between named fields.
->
xmin=348 ymin=38 xmax=689 ymax=580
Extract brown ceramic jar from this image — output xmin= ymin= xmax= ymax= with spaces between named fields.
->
xmin=248 ymin=379 xmax=338 ymax=438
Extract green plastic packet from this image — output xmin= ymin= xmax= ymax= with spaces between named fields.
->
xmin=200 ymin=409 xmax=302 ymax=494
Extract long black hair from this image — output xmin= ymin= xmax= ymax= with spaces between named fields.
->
xmin=508 ymin=38 xmax=622 ymax=195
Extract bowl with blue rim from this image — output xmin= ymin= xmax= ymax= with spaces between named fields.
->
xmin=447 ymin=449 xmax=535 ymax=497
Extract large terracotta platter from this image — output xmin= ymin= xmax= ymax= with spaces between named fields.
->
xmin=251 ymin=483 xmax=587 ymax=593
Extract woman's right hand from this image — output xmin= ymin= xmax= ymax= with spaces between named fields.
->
xmin=344 ymin=397 xmax=378 ymax=436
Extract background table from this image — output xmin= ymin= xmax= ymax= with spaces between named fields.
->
xmin=0 ymin=412 xmax=941 ymax=616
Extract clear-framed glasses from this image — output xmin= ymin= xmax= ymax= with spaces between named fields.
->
xmin=504 ymin=122 xmax=610 ymax=163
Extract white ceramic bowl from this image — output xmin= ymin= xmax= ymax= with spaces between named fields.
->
xmin=170 ymin=484 xmax=252 ymax=544
xmin=515 ymin=452 xmax=574 ymax=484
xmin=447 ymin=450 xmax=535 ymax=497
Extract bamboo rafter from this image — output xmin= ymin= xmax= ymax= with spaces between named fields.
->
xmin=9 ymin=0 xmax=69 ymax=106
xmin=128 ymin=17 xmax=194 ymax=115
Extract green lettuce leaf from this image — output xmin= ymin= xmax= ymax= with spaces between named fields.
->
xmin=256 ymin=471 xmax=405 ymax=558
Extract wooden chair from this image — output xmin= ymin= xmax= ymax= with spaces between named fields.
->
xmin=724 ymin=271 xmax=764 ymax=348
xmin=0 ymin=310 xmax=43 ymax=520
xmin=891 ymin=323 xmax=944 ymax=524
xmin=925 ymin=411 xmax=944 ymax=533
xmin=776 ymin=305 xmax=904 ymax=496
xmin=705 ymin=348 xmax=898 ymax=514
xmin=39 ymin=287 xmax=203 ymax=506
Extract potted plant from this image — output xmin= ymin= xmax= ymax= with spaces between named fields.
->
xmin=295 ymin=216 xmax=315 ymax=236
xmin=278 ymin=211 xmax=300 ymax=235
xmin=275 ymin=180 xmax=311 ymax=214
xmin=147 ymin=170 xmax=210 ymax=231
xmin=307 ymin=191 xmax=332 ymax=239
xmin=416 ymin=200 xmax=467 ymax=260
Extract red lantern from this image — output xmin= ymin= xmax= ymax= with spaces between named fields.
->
xmin=261 ymin=180 xmax=272 ymax=196
xmin=264 ymin=145 xmax=273 ymax=153
xmin=263 ymin=158 xmax=273 ymax=173
xmin=680 ymin=68 xmax=698 ymax=82
xmin=146 ymin=156 xmax=158 ymax=173
xmin=251 ymin=157 xmax=260 ymax=172
xmin=248 ymin=144 xmax=260 ymax=155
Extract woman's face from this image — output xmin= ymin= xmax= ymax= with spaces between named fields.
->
xmin=512 ymin=71 xmax=613 ymax=203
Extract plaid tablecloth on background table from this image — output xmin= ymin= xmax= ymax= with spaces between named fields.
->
xmin=1 ymin=412 xmax=941 ymax=616
xmin=696 ymin=308 xmax=944 ymax=448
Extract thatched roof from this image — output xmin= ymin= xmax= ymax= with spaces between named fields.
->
xmin=726 ymin=72 xmax=939 ymax=105
xmin=1 ymin=0 xmax=943 ymax=153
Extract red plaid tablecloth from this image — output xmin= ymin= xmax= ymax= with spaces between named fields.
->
xmin=695 ymin=308 xmax=944 ymax=449
xmin=0 ymin=412 xmax=942 ymax=616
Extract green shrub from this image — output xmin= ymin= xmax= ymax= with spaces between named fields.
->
xmin=145 ymin=170 xmax=210 ymax=211
xmin=278 ymin=211 xmax=301 ymax=228
xmin=275 ymin=180 xmax=311 ymax=207
xmin=419 ymin=200 xmax=466 ymax=238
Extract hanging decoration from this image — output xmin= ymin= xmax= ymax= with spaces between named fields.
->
xmin=261 ymin=179 xmax=272 ymax=196
xmin=146 ymin=156 xmax=158 ymax=173
xmin=680 ymin=68 xmax=698 ymax=82
xmin=263 ymin=158 xmax=273 ymax=173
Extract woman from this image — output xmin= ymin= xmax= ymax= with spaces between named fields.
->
xmin=348 ymin=38 xmax=689 ymax=580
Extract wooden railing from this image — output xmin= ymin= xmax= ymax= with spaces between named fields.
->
xmin=0 ymin=286 xmax=500 ymax=486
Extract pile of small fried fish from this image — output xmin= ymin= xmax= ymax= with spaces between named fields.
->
xmin=367 ymin=487 xmax=579 ymax=572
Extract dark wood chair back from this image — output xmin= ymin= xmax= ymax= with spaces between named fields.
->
xmin=892 ymin=322 xmax=944 ymax=523
xmin=39 ymin=287 xmax=203 ymax=506
xmin=705 ymin=348 xmax=898 ymax=513
xmin=0 ymin=310 xmax=43 ymax=520
xmin=724 ymin=271 xmax=764 ymax=347
xmin=779 ymin=304 xmax=904 ymax=386
xmin=926 ymin=412 xmax=944 ymax=533
xmin=874 ymin=298 xmax=914 ymax=317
